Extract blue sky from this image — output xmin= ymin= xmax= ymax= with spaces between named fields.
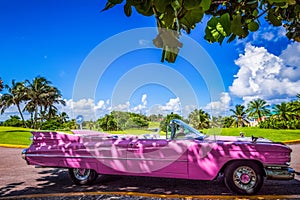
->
xmin=1 ymin=0 xmax=299 ymax=121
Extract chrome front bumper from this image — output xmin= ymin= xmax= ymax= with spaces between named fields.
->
xmin=265 ymin=165 xmax=295 ymax=180
xmin=21 ymin=148 xmax=27 ymax=160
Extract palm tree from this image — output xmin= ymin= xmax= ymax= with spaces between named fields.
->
xmin=0 ymin=78 xmax=3 ymax=92
xmin=230 ymin=104 xmax=248 ymax=127
xmin=291 ymin=102 xmax=300 ymax=120
xmin=247 ymin=98 xmax=270 ymax=121
xmin=223 ymin=116 xmax=235 ymax=128
xmin=24 ymin=77 xmax=50 ymax=128
xmin=188 ymin=109 xmax=210 ymax=129
xmin=58 ymin=112 xmax=69 ymax=123
xmin=0 ymin=80 xmax=28 ymax=127
xmin=294 ymin=94 xmax=300 ymax=119
xmin=210 ymin=116 xmax=222 ymax=128
xmin=43 ymin=86 xmax=66 ymax=120
xmin=273 ymin=102 xmax=294 ymax=121
xmin=24 ymin=76 xmax=65 ymax=129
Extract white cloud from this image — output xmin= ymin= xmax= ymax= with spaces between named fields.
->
xmin=204 ymin=92 xmax=231 ymax=116
xmin=131 ymin=94 xmax=147 ymax=113
xmin=145 ymin=97 xmax=183 ymax=116
xmin=159 ymin=97 xmax=181 ymax=112
xmin=131 ymin=104 xmax=145 ymax=113
xmin=280 ymin=42 xmax=300 ymax=66
xmin=0 ymin=105 xmax=24 ymax=121
xmin=95 ymin=100 xmax=105 ymax=110
xmin=59 ymin=98 xmax=111 ymax=120
xmin=182 ymin=105 xmax=197 ymax=117
xmin=141 ymin=94 xmax=147 ymax=105
xmin=262 ymin=32 xmax=275 ymax=41
xmin=112 ymin=101 xmax=130 ymax=112
xmin=60 ymin=99 xmax=90 ymax=119
xmin=230 ymin=43 xmax=300 ymax=103
xmin=280 ymin=42 xmax=300 ymax=82
xmin=138 ymin=39 xmax=151 ymax=46
xmin=252 ymin=26 xmax=286 ymax=43
xmin=60 ymin=95 xmax=182 ymax=120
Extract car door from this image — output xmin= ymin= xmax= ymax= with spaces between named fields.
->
xmin=126 ymin=138 xmax=188 ymax=178
xmin=83 ymin=136 xmax=130 ymax=174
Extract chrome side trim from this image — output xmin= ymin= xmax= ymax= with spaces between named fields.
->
xmin=265 ymin=165 xmax=295 ymax=180
xmin=24 ymin=153 xmax=187 ymax=162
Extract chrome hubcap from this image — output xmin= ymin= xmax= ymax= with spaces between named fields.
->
xmin=73 ymin=168 xmax=90 ymax=181
xmin=233 ymin=166 xmax=257 ymax=190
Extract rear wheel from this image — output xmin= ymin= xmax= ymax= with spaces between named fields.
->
xmin=68 ymin=168 xmax=98 ymax=185
xmin=224 ymin=161 xmax=264 ymax=195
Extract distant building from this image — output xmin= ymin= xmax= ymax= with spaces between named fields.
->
xmin=248 ymin=116 xmax=268 ymax=127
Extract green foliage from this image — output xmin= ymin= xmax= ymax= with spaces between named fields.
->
xmin=40 ymin=114 xmax=74 ymax=131
xmin=102 ymin=0 xmax=300 ymax=63
xmin=273 ymin=102 xmax=295 ymax=120
xmin=230 ymin=104 xmax=249 ymax=127
xmin=225 ymin=96 xmax=300 ymax=130
xmin=111 ymin=111 xmax=130 ymax=130
xmin=0 ymin=80 xmax=28 ymax=127
xmin=125 ymin=116 xmax=149 ymax=129
xmin=41 ymin=119 xmax=63 ymax=130
xmin=97 ymin=111 xmax=149 ymax=131
xmin=223 ymin=116 xmax=235 ymax=128
xmin=2 ymin=115 xmax=23 ymax=127
xmin=246 ymin=98 xmax=271 ymax=120
xmin=210 ymin=116 xmax=223 ymax=128
xmin=160 ymin=112 xmax=183 ymax=132
xmin=259 ymin=118 xmax=300 ymax=129
xmin=63 ymin=119 xmax=77 ymax=130
xmin=258 ymin=99 xmax=300 ymax=129
xmin=97 ymin=114 xmax=118 ymax=131
xmin=148 ymin=114 xmax=163 ymax=122
xmin=0 ymin=78 xmax=3 ymax=92
xmin=0 ymin=77 xmax=66 ymax=129
xmin=188 ymin=109 xmax=210 ymax=129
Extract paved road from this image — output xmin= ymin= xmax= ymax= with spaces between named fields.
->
xmin=0 ymin=145 xmax=299 ymax=199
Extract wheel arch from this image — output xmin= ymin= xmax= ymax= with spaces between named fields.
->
xmin=219 ymin=159 xmax=266 ymax=177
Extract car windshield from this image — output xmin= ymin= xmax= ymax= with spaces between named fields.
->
xmin=170 ymin=119 xmax=206 ymax=140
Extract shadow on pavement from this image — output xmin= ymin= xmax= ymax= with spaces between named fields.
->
xmin=1 ymin=168 xmax=300 ymax=198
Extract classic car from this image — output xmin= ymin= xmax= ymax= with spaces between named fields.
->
xmin=22 ymin=119 xmax=295 ymax=195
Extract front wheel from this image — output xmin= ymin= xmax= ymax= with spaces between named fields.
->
xmin=68 ymin=168 xmax=98 ymax=185
xmin=224 ymin=161 xmax=264 ymax=195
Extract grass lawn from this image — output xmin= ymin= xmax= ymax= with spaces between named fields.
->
xmin=0 ymin=126 xmax=32 ymax=146
xmin=108 ymin=129 xmax=158 ymax=135
xmin=202 ymin=127 xmax=300 ymax=142
xmin=1 ymin=126 xmax=300 ymax=147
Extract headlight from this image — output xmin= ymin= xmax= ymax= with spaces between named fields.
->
xmin=21 ymin=149 xmax=27 ymax=160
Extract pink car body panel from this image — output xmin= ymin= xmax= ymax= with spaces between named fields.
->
xmin=23 ymin=130 xmax=293 ymax=181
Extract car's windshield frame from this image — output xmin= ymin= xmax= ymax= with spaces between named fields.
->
xmin=170 ymin=119 xmax=206 ymax=140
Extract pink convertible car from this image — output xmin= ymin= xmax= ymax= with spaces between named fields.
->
xmin=22 ymin=119 xmax=295 ymax=195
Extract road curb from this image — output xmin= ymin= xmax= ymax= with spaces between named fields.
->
xmin=283 ymin=140 xmax=300 ymax=145
xmin=1 ymin=191 xmax=300 ymax=200
xmin=0 ymin=144 xmax=28 ymax=149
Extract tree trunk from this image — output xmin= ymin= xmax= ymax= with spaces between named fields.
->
xmin=16 ymin=103 xmax=28 ymax=128
xmin=34 ymin=105 xmax=38 ymax=129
